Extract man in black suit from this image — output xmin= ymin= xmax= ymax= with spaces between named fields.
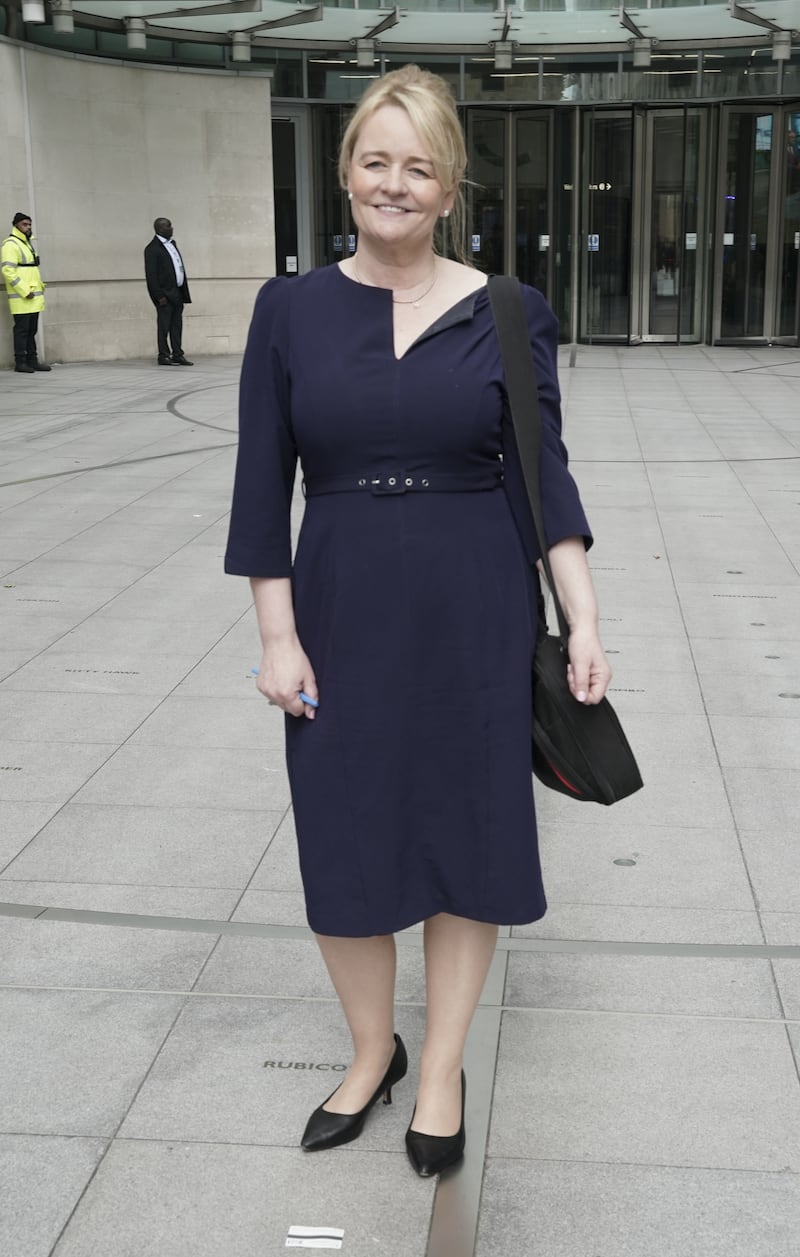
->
xmin=144 ymin=217 xmax=193 ymax=366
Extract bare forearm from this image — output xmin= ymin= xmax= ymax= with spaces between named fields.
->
xmin=249 ymin=577 xmax=318 ymax=718
xmin=249 ymin=576 xmax=298 ymax=644
xmin=539 ymin=537 xmax=611 ymax=704
xmin=540 ymin=537 xmax=599 ymax=631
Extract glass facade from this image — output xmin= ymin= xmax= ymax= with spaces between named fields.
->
xmin=8 ymin=4 xmax=799 ymax=344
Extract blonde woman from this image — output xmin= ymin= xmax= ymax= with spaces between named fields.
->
xmin=225 ymin=66 xmax=609 ymax=1176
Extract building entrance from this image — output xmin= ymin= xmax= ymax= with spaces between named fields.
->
xmin=714 ymin=106 xmax=800 ymax=343
xmin=297 ymin=100 xmax=798 ymax=347
xmin=464 ymin=106 xmax=711 ymax=344
xmin=594 ymin=108 xmax=710 ymax=344
xmin=463 ymin=103 xmax=797 ymax=346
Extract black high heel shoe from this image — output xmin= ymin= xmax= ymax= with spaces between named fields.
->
xmin=405 ymin=1071 xmax=466 ymax=1177
xmin=301 ymin=1034 xmax=407 ymax=1152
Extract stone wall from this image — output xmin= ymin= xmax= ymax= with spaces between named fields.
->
xmin=0 ymin=38 xmax=275 ymax=366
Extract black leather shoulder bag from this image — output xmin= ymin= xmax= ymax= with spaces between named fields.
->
xmin=488 ymin=274 xmax=643 ymax=805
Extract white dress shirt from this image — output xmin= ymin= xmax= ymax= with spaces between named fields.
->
xmin=157 ymin=234 xmax=184 ymax=286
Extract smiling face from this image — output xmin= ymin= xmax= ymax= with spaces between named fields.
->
xmin=347 ymin=105 xmax=455 ymax=257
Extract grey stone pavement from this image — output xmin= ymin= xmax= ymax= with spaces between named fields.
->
xmin=1 ymin=341 xmax=800 ymax=1257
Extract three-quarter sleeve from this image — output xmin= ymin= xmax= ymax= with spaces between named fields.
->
xmin=224 ymin=278 xmax=297 ymax=578
xmin=501 ymin=284 xmax=592 ymax=567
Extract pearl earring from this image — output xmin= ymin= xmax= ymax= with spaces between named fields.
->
xmin=348 ymin=192 xmax=353 ymax=201
xmin=442 ymin=209 xmax=451 ymax=218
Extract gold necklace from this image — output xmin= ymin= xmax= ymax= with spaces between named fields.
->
xmin=352 ymin=257 xmax=438 ymax=309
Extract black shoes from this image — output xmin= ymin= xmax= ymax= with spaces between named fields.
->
xmin=14 ymin=363 xmax=35 ymax=374
xmin=301 ymin=1034 xmax=407 ymax=1152
xmin=405 ymin=1071 xmax=466 ymax=1177
xmin=28 ymin=360 xmax=51 ymax=371
xmin=157 ymin=355 xmax=175 ymax=365
xmin=300 ymin=1041 xmax=466 ymax=1175
xmin=171 ymin=355 xmax=193 ymax=366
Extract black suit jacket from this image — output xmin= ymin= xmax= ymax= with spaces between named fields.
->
xmin=144 ymin=236 xmax=192 ymax=307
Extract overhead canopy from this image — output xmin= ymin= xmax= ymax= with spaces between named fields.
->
xmin=52 ymin=0 xmax=800 ymax=51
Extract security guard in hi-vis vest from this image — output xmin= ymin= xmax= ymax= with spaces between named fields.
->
xmin=1 ymin=212 xmax=51 ymax=373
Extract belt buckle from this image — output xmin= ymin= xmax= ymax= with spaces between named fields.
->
xmin=369 ymin=474 xmax=405 ymax=496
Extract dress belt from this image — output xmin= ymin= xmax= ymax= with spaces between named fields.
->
xmin=303 ymin=469 xmax=503 ymax=498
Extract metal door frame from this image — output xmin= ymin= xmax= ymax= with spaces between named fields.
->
xmin=579 ymin=106 xmax=635 ymax=343
xmin=770 ymin=105 xmax=800 ymax=347
xmin=712 ymin=104 xmax=782 ymax=343
xmin=465 ymin=107 xmax=555 ymax=302
xmin=510 ymin=109 xmax=556 ymax=299
xmin=637 ymin=106 xmax=710 ymax=344
xmin=271 ymin=103 xmax=313 ymax=276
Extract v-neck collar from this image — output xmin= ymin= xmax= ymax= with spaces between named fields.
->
xmin=333 ymin=264 xmax=487 ymax=360
xmin=407 ymin=290 xmax=485 ymax=353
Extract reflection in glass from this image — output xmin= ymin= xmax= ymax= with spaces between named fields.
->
xmin=582 ymin=115 xmax=632 ymax=338
xmin=515 ymin=118 xmax=549 ymax=294
xmin=702 ymin=50 xmax=778 ymax=98
xmin=720 ymin=112 xmax=772 ymax=338
xmin=552 ymin=111 xmax=575 ymax=340
xmin=778 ymin=111 xmax=800 ymax=339
xmin=272 ymin=118 xmax=298 ymax=278
xmin=623 ymin=53 xmax=698 ymax=102
xmin=307 ymin=59 xmax=380 ymax=101
xmin=467 ymin=115 xmax=505 ymax=276
xmin=542 ymin=55 xmax=621 ymax=103
xmin=312 ymin=106 xmax=348 ymax=268
xmin=648 ymin=113 xmax=702 ymax=339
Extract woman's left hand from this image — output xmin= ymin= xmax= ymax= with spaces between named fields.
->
xmin=566 ymin=625 xmax=612 ymax=705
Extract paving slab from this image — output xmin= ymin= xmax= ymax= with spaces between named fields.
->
xmin=119 ymin=997 xmax=425 ymax=1150
xmin=0 ymin=988 xmax=185 ymax=1136
xmin=2 ymin=650 xmax=201 ymax=697
xmin=230 ymin=889 xmax=310 ymax=926
xmin=476 ymin=1159 xmax=800 ymax=1257
xmin=58 ymin=614 xmax=231 ymax=656
xmin=51 ymin=1139 xmax=434 ymax=1257
xmin=0 ymin=917 xmax=217 ymax=990
xmin=537 ymin=821 xmax=754 ymax=911
xmin=2 ymin=802 xmax=283 ymax=888
xmin=505 ymin=951 xmax=780 ymax=1018
xmin=0 ymin=1134 xmax=107 ymax=1257
xmin=194 ymin=934 xmax=427 ymax=1002
xmin=249 ymin=811 xmax=305 ymax=894
xmin=490 ymin=1009 xmax=800 ymax=1170
xmin=0 ymin=801 xmax=63 ymax=871
xmin=72 ymin=744 xmax=291 ymax=812
xmin=0 ymin=690 xmax=160 ymax=744
xmin=512 ymin=903 xmax=764 ymax=944
xmin=691 ymin=635 xmax=800 ymax=676
xmin=126 ymin=694 xmax=282 ymax=750
xmin=0 ymin=741 xmax=116 ymax=804
xmin=724 ymin=769 xmax=800 ymax=833
xmin=0 ymin=879 xmax=240 ymax=920
xmin=710 ymin=714 xmax=800 ymax=770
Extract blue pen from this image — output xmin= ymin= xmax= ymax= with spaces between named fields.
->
xmin=250 ymin=668 xmax=319 ymax=708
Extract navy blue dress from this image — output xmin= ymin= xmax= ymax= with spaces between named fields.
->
xmin=225 ymin=265 xmax=591 ymax=937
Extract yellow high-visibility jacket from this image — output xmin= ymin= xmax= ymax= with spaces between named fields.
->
xmin=1 ymin=226 xmax=46 ymax=314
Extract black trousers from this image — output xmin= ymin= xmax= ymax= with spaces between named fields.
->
xmin=13 ymin=311 xmax=40 ymax=364
xmin=156 ymin=300 xmax=184 ymax=359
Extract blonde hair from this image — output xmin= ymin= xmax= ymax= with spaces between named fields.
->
xmin=338 ymin=65 xmax=468 ymax=264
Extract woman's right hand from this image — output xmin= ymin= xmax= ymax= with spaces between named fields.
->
xmin=254 ymin=637 xmax=318 ymax=719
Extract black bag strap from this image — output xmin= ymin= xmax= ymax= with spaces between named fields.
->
xmin=487 ymin=274 xmax=570 ymax=645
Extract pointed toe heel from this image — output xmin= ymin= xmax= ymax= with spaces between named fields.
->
xmin=405 ymin=1072 xmax=466 ymax=1177
xmin=301 ymin=1033 xmax=407 ymax=1152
